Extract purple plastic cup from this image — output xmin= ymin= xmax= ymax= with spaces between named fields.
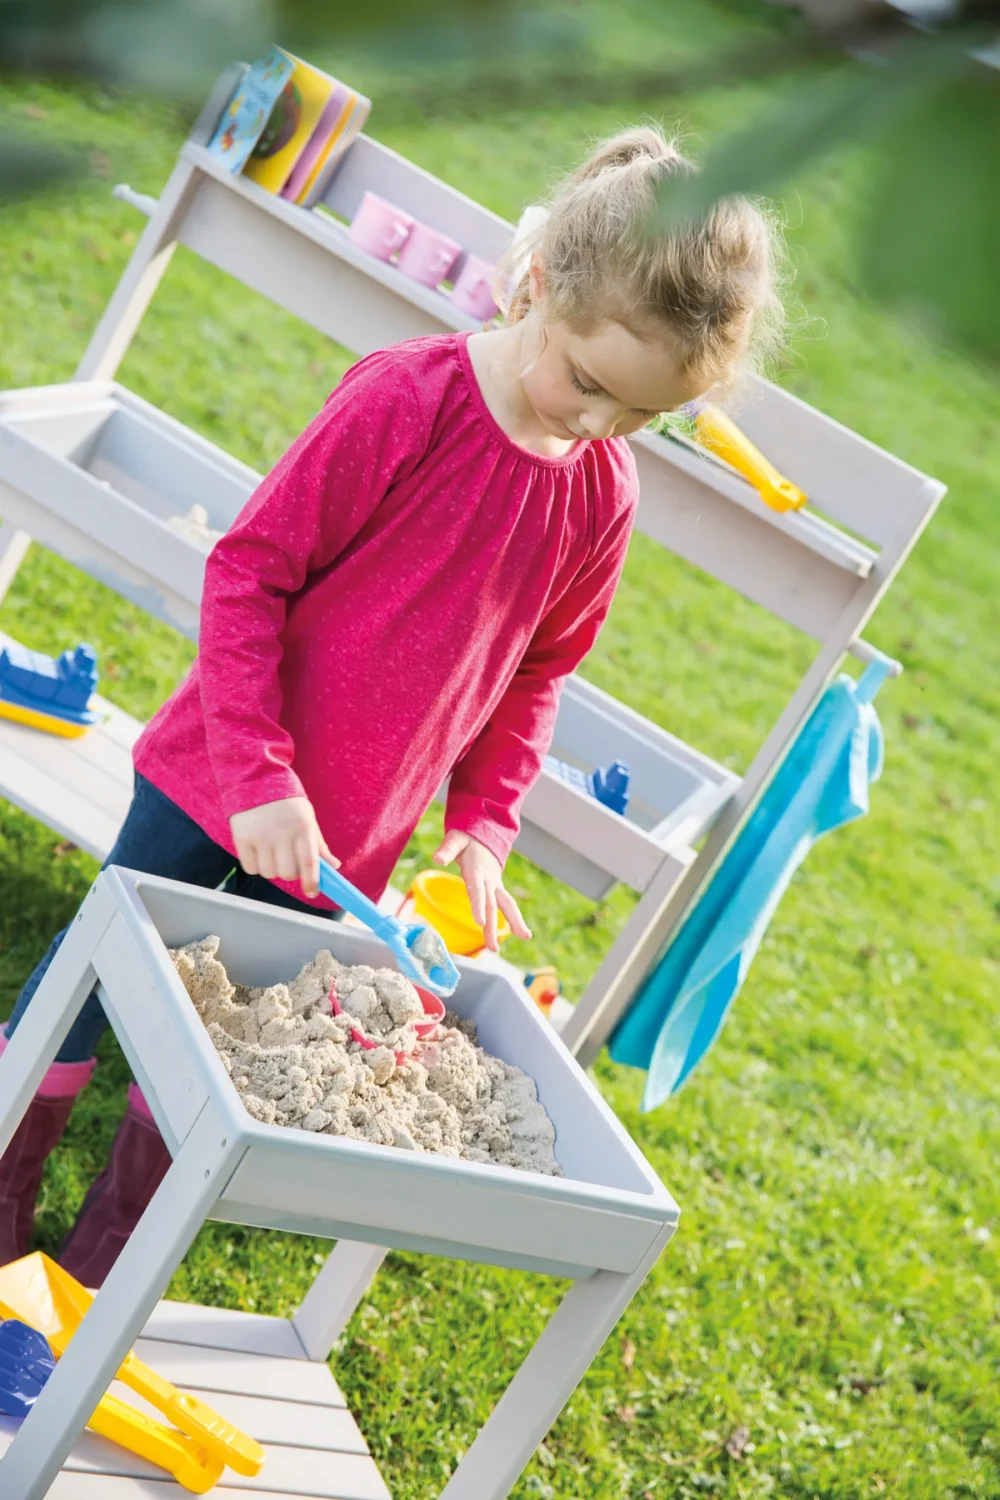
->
xmin=396 ymin=222 xmax=461 ymax=288
xmin=451 ymin=254 xmax=499 ymax=321
xmin=348 ymin=192 xmax=415 ymax=262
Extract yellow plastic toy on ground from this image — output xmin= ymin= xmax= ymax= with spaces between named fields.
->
xmin=0 ymin=1252 xmax=265 ymax=1491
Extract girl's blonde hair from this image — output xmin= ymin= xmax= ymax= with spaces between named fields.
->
xmin=500 ymin=125 xmax=785 ymax=387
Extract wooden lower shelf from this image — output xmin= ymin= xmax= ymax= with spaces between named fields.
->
xmin=0 ymin=1298 xmax=390 ymax=1498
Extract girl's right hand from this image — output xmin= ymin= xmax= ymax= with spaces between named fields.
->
xmin=229 ymin=797 xmax=339 ymax=900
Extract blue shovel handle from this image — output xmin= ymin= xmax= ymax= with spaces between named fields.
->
xmin=317 ymin=859 xmax=403 ymax=945
xmin=317 ymin=860 xmax=459 ymax=997
xmin=319 ymin=859 xmax=380 ymax=931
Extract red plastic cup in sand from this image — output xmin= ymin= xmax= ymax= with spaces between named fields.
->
xmin=328 ymin=980 xmax=445 ymax=1065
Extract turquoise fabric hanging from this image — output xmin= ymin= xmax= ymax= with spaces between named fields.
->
xmin=609 ymin=656 xmax=892 ymax=1112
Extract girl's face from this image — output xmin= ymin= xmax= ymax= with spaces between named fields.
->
xmin=521 ymin=260 xmax=719 ymax=442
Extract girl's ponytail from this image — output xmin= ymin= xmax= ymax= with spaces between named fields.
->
xmin=568 ymin=125 xmax=686 ymax=183
xmin=498 ymin=123 xmax=785 ymax=386
xmin=497 ymin=129 xmax=691 ymax=325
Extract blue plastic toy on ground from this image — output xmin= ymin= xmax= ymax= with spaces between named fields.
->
xmin=609 ymin=655 xmax=893 ymax=1111
xmin=0 ymin=642 xmax=99 ymax=739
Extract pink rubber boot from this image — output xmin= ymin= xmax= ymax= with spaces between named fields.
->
xmin=59 ymin=1083 xmax=171 ymax=1288
xmin=0 ymin=1031 xmax=96 ymax=1266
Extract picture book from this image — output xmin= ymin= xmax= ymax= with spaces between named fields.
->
xmin=205 ymin=47 xmax=295 ymax=174
xmin=242 ymin=53 xmax=337 ymax=195
xmin=281 ymin=84 xmax=371 ymax=207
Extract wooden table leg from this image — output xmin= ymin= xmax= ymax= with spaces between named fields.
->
xmin=0 ymin=1098 xmax=240 ymax=1500
xmin=439 ymin=1227 xmax=673 ymax=1500
xmin=293 ymin=1239 xmax=389 ymax=1361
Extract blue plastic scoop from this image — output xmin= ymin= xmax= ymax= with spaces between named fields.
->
xmin=0 ymin=1319 xmax=56 ymax=1417
xmin=0 ymin=1311 xmax=226 ymax=1490
xmin=318 ymin=859 xmax=459 ymax=999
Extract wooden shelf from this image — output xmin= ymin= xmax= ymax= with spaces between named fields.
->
xmin=0 ymin=381 xmax=258 ymax=640
xmin=0 ymin=1298 xmax=391 ymax=1499
xmin=119 ymin=155 xmax=881 ymax=642
xmin=183 ymin=143 xmax=486 ymax=335
xmin=516 ymin=675 xmax=738 ymax=900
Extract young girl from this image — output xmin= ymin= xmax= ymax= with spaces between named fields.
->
xmin=0 ymin=126 xmax=783 ymax=1282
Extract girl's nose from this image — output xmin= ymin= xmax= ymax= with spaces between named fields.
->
xmin=578 ymin=408 xmax=619 ymax=440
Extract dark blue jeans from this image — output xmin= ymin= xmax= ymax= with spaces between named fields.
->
xmin=5 ymin=774 xmax=340 ymax=1063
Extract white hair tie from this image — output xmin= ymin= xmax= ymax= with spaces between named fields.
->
xmin=503 ymin=203 xmax=549 ymax=301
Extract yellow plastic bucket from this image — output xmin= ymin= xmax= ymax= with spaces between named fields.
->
xmin=403 ymin=869 xmax=511 ymax=956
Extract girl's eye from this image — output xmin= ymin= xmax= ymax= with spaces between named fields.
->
xmin=571 ymin=375 xmax=604 ymax=397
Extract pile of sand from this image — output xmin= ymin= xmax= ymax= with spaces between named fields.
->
xmin=171 ymin=936 xmax=561 ymax=1176
xmin=335 ymin=962 xmax=425 ymax=1052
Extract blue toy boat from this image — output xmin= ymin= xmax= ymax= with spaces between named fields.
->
xmin=0 ymin=642 xmax=99 ymax=739
xmin=544 ymin=756 xmax=631 ymax=815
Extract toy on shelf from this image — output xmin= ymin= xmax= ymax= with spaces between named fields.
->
xmin=524 ymin=966 xmax=560 ymax=1016
xmin=451 ymin=254 xmax=499 ymax=321
xmin=168 ymin=504 xmax=223 ymax=551
xmin=347 ymin=195 xmax=467 ymax=293
xmin=0 ymin=1253 xmax=264 ymax=1489
xmin=402 ymin=869 xmax=511 ymax=957
xmin=206 ymin=46 xmax=370 ymax=206
xmin=0 ymin=1311 xmax=223 ymax=1493
xmin=544 ymin=756 xmax=631 ymax=816
xmin=396 ymin=222 xmax=461 ymax=289
xmin=0 ymin=642 xmax=99 ymax=739
xmin=0 ymin=1318 xmax=55 ymax=1417
xmin=204 ymin=47 xmax=293 ymax=174
xmin=689 ymin=404 xmax=807 ymax=514
xmin=348 ymin=190 xmax=414 ymax=261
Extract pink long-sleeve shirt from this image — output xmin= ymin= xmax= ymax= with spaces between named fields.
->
xmin=135 ymin=332 xmax=638 ymax=906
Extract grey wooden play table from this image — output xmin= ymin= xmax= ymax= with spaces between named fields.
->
xmin=0 ymin=867 xmax=678 ymax=1499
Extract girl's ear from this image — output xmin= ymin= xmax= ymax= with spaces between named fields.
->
xmin=528 ymin=251 xmax=545 ymax=306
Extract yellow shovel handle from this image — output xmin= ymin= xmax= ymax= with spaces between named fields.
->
xmin=694 ymin=406 xmax=807 ymax=513
xmin=121 ymin=1351 xmax=265 ymax=1477
xmin=88 ymin=1391 xmax=224 ymax=1494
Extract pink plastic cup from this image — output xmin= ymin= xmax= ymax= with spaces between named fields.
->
xmin=348 ymin=192 xmax=414 ymax=262
xmin=396 ymin=221 xmax=461 ymax=288
xmin=451 ymin=254 xmax=499 ymax=321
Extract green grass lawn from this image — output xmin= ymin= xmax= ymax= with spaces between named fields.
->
xmin=1 ymin=2 xmax=998 ymax=1495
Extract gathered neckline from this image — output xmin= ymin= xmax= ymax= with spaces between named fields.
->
xmin=454 ymin=331 xmax=590 ymax=470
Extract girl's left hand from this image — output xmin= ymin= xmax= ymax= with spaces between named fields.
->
xmin=433 ymin=831 xmax=531 ymax=952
